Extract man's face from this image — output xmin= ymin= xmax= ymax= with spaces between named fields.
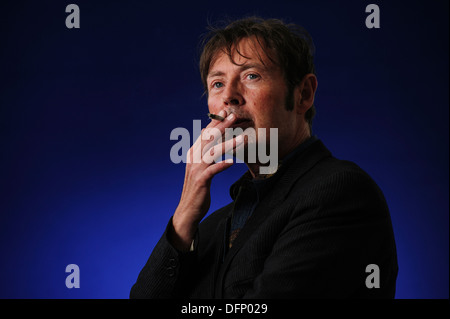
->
xmin=206 ymin=37 xmax=307 ymax=160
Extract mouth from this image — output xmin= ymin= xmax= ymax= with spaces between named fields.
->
xmin=230 ymin=118 xmax=253 ymax=130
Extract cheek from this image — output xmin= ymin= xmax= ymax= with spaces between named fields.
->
xmin=207 ymin=96 xmax=221 ymax=113
xmin=249 ymin=91 xmax=284 ymax=123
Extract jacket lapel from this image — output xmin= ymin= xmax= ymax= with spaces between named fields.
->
xmin=214 ymin=140 xmax=332 ymax=298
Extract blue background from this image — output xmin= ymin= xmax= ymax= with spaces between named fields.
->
xmin=0 ymin=0 xmax=448 ymax=298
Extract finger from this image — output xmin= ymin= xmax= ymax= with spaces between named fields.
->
xmin=200 ymin=127 xmax=223 ymax=156
xmin=207 ymin=110 xmax=228 ymax=127
xmin=202 ymin=134 xmax=244 ymax=164
xmin=190 ymin=124 xmax=221 ymax=163
xmin=189 ymin=111 xmax=237 ymax=164
xmin=191 ymin=110 xmax=230 ymax=155
xmin=214 ymin=112 xmax=236 ymax=131
xmin=188 ymin=126 xmax=231 ymax=164
xmin=202 ymin=158 xmax=234 ymax=179
xmin=201 ymin=112 xmax=238 ymax=151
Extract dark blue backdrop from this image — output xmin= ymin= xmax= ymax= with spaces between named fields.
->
xmin=0 ymin=0 xmax=448 ymax=299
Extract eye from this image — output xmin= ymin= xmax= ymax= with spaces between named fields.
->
xmin=247 ymin=74 xmax=260 ymax=80
xmin=212 ymin=82 xmax=224 ymax=89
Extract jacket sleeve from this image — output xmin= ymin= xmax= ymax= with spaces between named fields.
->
xmin=129 ymin=217 xmax=198 ymax=299
xmin=242 ymin=170 xmax=398 ymax=298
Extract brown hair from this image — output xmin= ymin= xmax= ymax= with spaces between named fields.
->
xmin=199 ymin=16 xmax=317 ymax=130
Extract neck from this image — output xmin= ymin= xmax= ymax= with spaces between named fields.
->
xmin=246 ymin=132 xmax=311 ymax=179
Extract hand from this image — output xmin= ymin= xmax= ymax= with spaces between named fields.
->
xmin=170 ymin=110 xmax=243 ymax=251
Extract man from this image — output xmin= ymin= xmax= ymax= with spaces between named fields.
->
xmin=130 ymin=17 xmax=398 ymax=298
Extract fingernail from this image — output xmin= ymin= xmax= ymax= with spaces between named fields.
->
xmin=236 ymin=135 xmax=243 ymax=143
xmin=227 ymin=113 xmax=235 ymax=121
xmin=219 ymin=110 xmax=227 ymax=117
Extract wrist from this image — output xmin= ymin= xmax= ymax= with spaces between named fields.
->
xmin=171 ymin=213 xmax=198 ymax=252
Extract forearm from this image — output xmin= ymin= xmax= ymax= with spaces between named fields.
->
xmin=171 ymin=207 xmax=199 ymax=252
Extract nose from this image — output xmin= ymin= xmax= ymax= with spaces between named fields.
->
xmin=223 ymin=82 xmax=244 ymax=108
xmin=226 ymin=98 xmax=240 ymax=106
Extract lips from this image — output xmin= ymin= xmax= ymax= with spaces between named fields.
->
xmin=230 ymin=118 xmax=253 ymax=129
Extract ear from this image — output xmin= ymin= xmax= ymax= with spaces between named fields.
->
xmin=294 ymin=73 xmax=318 ymax=114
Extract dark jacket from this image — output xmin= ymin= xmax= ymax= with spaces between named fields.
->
xmin=130 ymin=140 xmax=398 ymax=298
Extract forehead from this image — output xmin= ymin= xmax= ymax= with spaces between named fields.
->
xmin=208 ymin=37 xmax=277 ymax=75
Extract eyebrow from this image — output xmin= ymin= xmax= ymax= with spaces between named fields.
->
xmin=207 ymin=63 xmax=265 ymax=80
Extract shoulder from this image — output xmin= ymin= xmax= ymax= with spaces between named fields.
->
xmin=290 ymin=156 xmax=390 ymax=219
xmin=310 ymin=157 xmax=384 ymax=196
xmin=286 ymin=139 xmax=383 ymax=195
